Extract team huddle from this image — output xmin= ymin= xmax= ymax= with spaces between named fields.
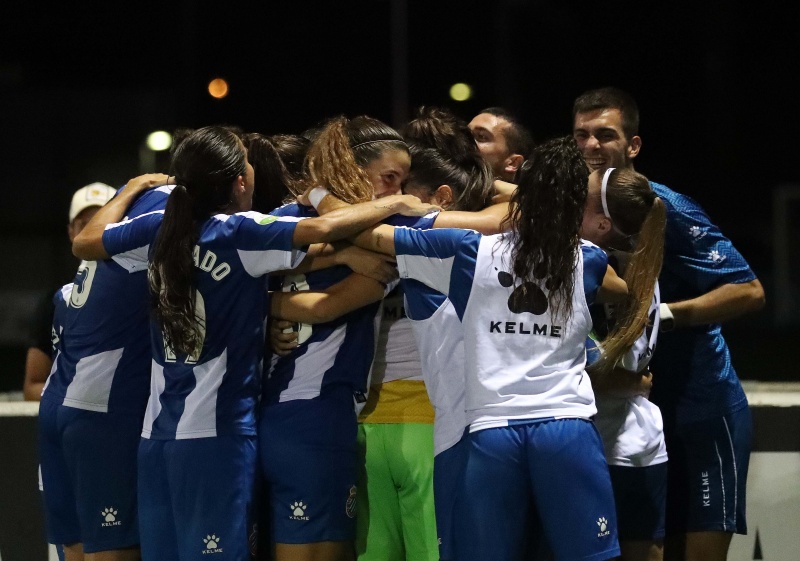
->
xmin=37 ymin=87 xmax=764 ymax=561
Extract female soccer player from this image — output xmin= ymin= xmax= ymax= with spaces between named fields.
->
xmin=259 ymin=115 xmax=424 ymax=561
xmin=39 ymin=173 xmax=170 ymax=561
xmin=345 ymin=136 xmax=630 ymax=561
xmin=72 ymin=125 xmax=434 ymax=561
xmin=581 ymin=166 xmax=668 ymax=561
xmin=288 ymin=106 xmax=510 ymax=561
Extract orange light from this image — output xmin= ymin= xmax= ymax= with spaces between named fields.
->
xmin=208 ymin=78 xmax=229 ymax=99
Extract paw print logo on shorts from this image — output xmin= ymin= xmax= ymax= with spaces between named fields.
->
xmin=204 ymin=535 xmax=220 ymax=549
xmin=345 ymin=485 xmax=357 ymax=519
xmin=101 ymin=508 xmax=117 ymax=522
xmin=497 ymin=269 xmax=548 ymax=315
xmin=596 ymin=517 xmax=610 ymax=537
xmin=291 ymin=501 xmax=307 ymax=516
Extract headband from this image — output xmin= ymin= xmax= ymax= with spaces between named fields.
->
xmin=600 ymin=167 xmax=615 ymax=219
xmin=351 ymin=139 xmax=407 ymax=149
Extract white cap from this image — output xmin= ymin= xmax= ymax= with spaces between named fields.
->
xmin=69 ymin=182 xmax=117 ymax=222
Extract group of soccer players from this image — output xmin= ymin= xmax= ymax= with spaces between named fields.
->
xmin=35 ymin=86 xmax=764 ymax=561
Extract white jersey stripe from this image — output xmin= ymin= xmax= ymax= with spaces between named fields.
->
xmin=111 ymin=246 xmax=150 ymax=272
xmin=397 ymin=253 xmax=454 ymax=296
xmin=175 ymin=350 xmax=227 ymax=439
xmin=278 ymin=324 xmax=347 ymax=402
xmin=238 ymin=248 xmax=304 ymax=278
xmin=62 ymin=347 xmax=124 ymax=412
xmin=141 ymin=361 xmax=165 ymax=438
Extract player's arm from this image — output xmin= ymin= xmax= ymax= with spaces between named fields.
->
xmin=271 ymin=273 xmax=387 ymax=325
xmin=73 ymin=173 xmax=170 ymax=260
xmin=595 ymin=265 xmax=628 ymax=304
xmin=491 ymin=179 xmax=517 ymax=204
xmin=431 ymin=202 xmax=510 ymax=234
xmin=661 ymin=279 xmax=764 ymax=329
xmin=290 ymin=194 xmax=437 ymax=248
xmin=658 ymin=193 xmax=766 ymax=329
xmin=349 ymin=224 xmax=398 ymax=256
xmin=284 ymin=242 xmax=397 ymax=285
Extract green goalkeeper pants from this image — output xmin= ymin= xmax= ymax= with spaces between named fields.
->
xmin=355 ymin=423 xmax=439 ymax=561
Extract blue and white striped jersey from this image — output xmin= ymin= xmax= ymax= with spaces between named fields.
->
xmin=264 ymin=203 xmax=436 ymax=406
xmin=648 ymin=182 xmax=754 ymax=425
xmin=403 ymin=280 xmax=464 ymax=454
xmin=41 ymin=186 xmax=172 ymax=415
xmin=102 ymin=207 xmax=305 ymax=439
xmin=394 ymin=227 xmax=608 ymax=430
xmin=370 ymin=211 xmax=439 ymax=386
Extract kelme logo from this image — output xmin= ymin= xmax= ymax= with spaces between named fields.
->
xmin=258 ymin=215 xmax=277 ymax=225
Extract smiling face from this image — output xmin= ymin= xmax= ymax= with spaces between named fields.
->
xmin=364 ymin=148 xmax=411 ymax=198
xmin=573 ymin=108 xmax=640 ymax=173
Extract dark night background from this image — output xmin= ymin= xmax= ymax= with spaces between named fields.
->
xmin=0 ymin=1 xmax=797 ymax=388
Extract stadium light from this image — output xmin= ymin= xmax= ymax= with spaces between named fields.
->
xmin=449 ymin=83 xmax=472 ymax=102
xmin=146 ymin=131 xmax=172 ymax=152
xmin=208 ymin=78 xmax=229 ymax=99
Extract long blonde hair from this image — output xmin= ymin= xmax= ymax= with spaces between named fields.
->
xmin=588 ymin=168 xmax=666 ymax=376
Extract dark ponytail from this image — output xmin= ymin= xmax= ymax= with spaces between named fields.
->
xmin=243 ymin=132 xmax=300 ymax=213
xmin=149 ymin=126 xmax=247 ymax=356
xmin=402 ymin=106 xmax=494 ymax=212
xmin=508 ymin=136 xmax=588 ymax=320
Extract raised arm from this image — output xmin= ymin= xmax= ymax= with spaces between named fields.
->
xmin=72 ymin=173 xmax=169 ymax=260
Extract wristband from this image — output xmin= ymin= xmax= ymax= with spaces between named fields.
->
xmin=659 ymin=303 xmax=675 ymax=332
xmin=308 ymin=187 xmax=330 ymax=210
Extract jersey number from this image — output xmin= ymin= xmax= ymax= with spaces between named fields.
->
xmin=69 ymin=260 xmax=97 ymax=308
xmin=283 ymin=274 xmax=313 ymax=344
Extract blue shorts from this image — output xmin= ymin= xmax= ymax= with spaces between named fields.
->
xmin=609 ymin=463 xmax=667 ymax=541
xmin=38 ymin=397 xmax=142 ymax=552
xmin=453 ymin=418 xmax=620 ymax=561
xmin=138 ymin=435 xmax=257 ymax=561
xmin=259 ymin=393 xmax=358 ymax=544
xmin=663 ymin=406 xmax=751 ymax=535
xmin=433 ymin=430 xmax=469 ymax=561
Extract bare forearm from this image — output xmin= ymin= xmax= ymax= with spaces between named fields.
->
xmin=596 ymin=265 xmax=628 ymax=304
xmin=271 ymin=274 xmax=385 ymax=323
xmin=73 ymin=173 xmax=169 ymax=260
xmin=432 ymin=202 xmax=510 ymax=234
xmin=294 ymin=196 xmax=407 ymax=247
xmin=287 ymin=243 xmax=336 ymax=274
xmin=349 ymin=224 xmax=396 ymax=256
xmin=666 ymin=279 xmax=765 ymax=327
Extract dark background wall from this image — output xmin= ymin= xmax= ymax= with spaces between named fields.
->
xmin=0 ymin=1 xmax=797 ymax=388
